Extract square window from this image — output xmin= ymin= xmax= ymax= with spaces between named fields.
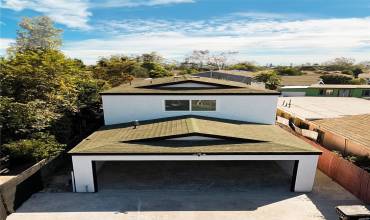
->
xmin=325 ymin=89 xmax=334 ymax=96
xmin=191 ymin=100 xmax=216 ymax=111
xmin=165 ymin=100 xmax=190 ymax=111
xmin=363 ymin=90 xmax=370 ymax=97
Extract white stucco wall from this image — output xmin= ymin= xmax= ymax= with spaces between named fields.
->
xmin=102 ymin=95 xmax=278 ymax=125
xmin=72 ymin=154 xmax=319 ymax=193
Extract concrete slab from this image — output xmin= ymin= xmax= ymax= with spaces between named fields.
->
xmin=7 ymin=161 xmax=362 ymax=220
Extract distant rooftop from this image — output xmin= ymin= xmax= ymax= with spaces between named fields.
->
xmin=101 ymin=75 xmax=279 ymax=95
xmin=312 ymin=114 xmax=370 ymax=148
xmin=309 ymin=84 xmax=370 ymax=89
xmin=281 ymin=86 xmax=310 ymax=89
xmin=69 ymin=115 xmax=320 ymax=155
xmin=278 ymin=97 xmax=370 ymax=121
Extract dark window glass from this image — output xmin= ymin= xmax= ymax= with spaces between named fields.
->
xmin=363 ymin=90 xmax=370 ymax=97
xmin=191 ymin=100 xmax=216 ymax=111
xmin=165 ymin=100 xmax=190 ymax=111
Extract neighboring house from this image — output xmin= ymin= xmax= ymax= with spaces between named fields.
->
xmin=69 ymin=76 xmax=321 ymax=193
xmin=277 ymin=97 xmax=370 ymax=122
xmin=193 ymin=70 xmax=253 ymax=84
xmin=277 ymin=97 xmax=370 ymax=157
xmin=280 ymin=86 xmax=309 ymax=97
xmin=281 ymin=84 xmax=370 ymax=98
xmin=310 ymin=114 xmax=370 ymax=158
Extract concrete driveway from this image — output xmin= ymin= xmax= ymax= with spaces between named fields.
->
xmin=7 ymin=161 xmax=362 ymax=220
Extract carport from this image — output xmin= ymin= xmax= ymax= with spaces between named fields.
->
xmin=69 ymin=116 xmax=321 ymax=193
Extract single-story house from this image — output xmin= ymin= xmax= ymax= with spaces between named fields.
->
xmin=309 ymin=114 xmax=370 ymax=158
xmin=277 ymin=97 xmax=370 ymax=157
xmin=281 ymin=84 xmax=370 ymax=98
xmin=69 ymin=76 xmax=321 ymax=193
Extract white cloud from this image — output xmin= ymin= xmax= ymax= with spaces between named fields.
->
xmin=92 ymin=0 xmax=194 ymax=8
xmin=0 ymin=38 xmax=14 ymax=55
xmin=0 ymin=0 xmax=194 ymax=29
xmin=64 ymin=16 xmax=370 ymax=64
xmin=1 ymin=0 xmax=91 ymax=29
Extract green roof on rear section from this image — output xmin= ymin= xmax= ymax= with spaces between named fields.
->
xmin=100 ymin=75 xmax=280 ymax=95
xmin=69 ymin=116 xmax=321 ymax=155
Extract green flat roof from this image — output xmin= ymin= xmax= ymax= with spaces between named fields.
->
xmin=100 ymin=76 xmax=279 ymax=95
xmin=69 ymin=116 xmax=321 ymax=155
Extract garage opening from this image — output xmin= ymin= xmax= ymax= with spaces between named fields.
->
xmin=93 ymin=160 xmax=296 ymax=192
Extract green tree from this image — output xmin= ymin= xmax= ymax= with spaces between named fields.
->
xmin=323 ymin=57 xmax=355 ymax=71
xmin=0 ymin=97 xmax=60 ymax=143
xmin=144 ymin=62 xmax=172 ymax=78
xmin=254 ymin=71 xmax=281 ymax=90
xmin=93 ymin=55 xmax=137 ymax=86
xmin=9 ymin=16 xmax=62 ymax=53
xmin=130 ymin=65 xmax=149 ymax=78
xmin=320 ymin=74 xmax=352 ymax=84
xmin=1 ymin=16 xmax=108 ymax=166
xmin=352 ymin=67 xmax=363 ymax=78
xmin=3 ymin=133 xmax=64 ymax=163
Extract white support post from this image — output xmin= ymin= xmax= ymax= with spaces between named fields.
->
xmin=72 ymin=156 xmax=96 ymax=192
xmin=293 ymin=155 xmax=319 ymax=192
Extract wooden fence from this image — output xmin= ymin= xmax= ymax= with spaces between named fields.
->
xmin=304 ymin=138 xmax=370 ymax=204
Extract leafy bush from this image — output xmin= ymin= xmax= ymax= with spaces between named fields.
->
xmin=3 ymin=133 xmax=65 ymax=163
xmin=254 ymin=71 xmax=281 ymax=90
xmin=228 ymin=62 xmax=259 ymax=72
xmin=143 ymin=62 xmax=172 ymax=78
xmin=320 ymin=74 xmax=352 ymax=84
xmin=0 ymin=97 xmax=60 ymax=143
xmin=350 ymin=78 xmax=367 ymax=85
xmin=131 ymin=65 xmax=149 ymax=78
xmin=275 ymin=67 xmax=304 ymax=76
xmin=352 ymin=67 xmax=363 ymax=78
xmin=341 ymin=69 xmax=353 ymax=75
xmin=299 ymin=66 xmax=318 ymax=71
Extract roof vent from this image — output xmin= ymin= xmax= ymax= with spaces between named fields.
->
xmin=133 ymin=120 xmax=140 ymax=129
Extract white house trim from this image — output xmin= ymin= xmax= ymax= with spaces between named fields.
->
xmin=72 ymin=154 xmax=319 ymax=193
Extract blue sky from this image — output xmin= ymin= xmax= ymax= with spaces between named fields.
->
xmin=1 ymin=0 xmax=370 ymax=64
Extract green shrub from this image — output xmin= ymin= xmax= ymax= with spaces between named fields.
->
xmin=3 ymin=133 xmax=65 ymax=163
xmin=352 ymin=67 xmax=363 ymax=78
xmin=350 ymin=78 xmax=367 ymax=85
xmin=228 ymin=62 xmax=259 ymax=72
xmin=130 ymin=65 xmax=149 ymax=78
xmin=254 ymin=71 xmax=281 ymax=90
xmin=320 ymin=74 xmax=352 ymax=84
xmin=275 ymin=67 xmax=304 ymax=76
xmin=341 ymin=69 xmax=353 ymax=75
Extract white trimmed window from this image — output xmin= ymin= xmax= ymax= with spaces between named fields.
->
xmin=164 ymin=100 xmax=216 ymax=111
xmin=191 ymin=100 xmax=216 ymax=111
xmin=165 ymin=100 xmax=190 ymax=111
